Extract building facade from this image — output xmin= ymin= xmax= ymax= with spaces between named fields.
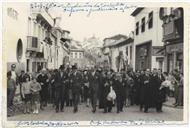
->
xmin=69 ymin=45 xmax=85 ymax=69
xmin=26 ymin=10 xmax=57 ymax=72
xmin=103 ymin=34 xmax=134 ymax=72
xmin=52 ymin=28 xmax=71 ymax=69
xmin=4 ymin=3 xmax=71 ymax=73
xmin=160 ymin=7 xmax=183 ymax=73
xmin=131 ymin=8 xmax=165 ymax=71
xmin=3 ymin=3 xmax=30 ymax=73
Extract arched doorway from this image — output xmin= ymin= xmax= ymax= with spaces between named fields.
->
xmin=16 ymin=39 xmax=23 ymax=62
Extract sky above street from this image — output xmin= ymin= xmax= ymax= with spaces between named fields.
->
xmin=49 ymin=3 xmax=135 ymax=43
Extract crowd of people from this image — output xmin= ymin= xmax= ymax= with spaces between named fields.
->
xmin=7 ymin=64 xmax=183 ymax=117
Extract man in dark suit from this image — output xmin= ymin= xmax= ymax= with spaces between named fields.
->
xmin=142 ymin=69 xmax=151 ymax=113
xmin=54 ymin=65 xmax=66 ymax=113
xmin=70 ymin=65 xmax=82 ymax=113
xmin=114 ymin=73 xmax=125 ymax=113
xmin=156 ymin=69 xmax=165 ymax=112
xmin=89 ymin=68 xmax=99 ymax=113
xmin=139 ymin=70 xmax=145 ymax=111
xmin=149 ymin=69 xmax=160 ymax=109
xmin=64 ymin=67 xmax=70 ymax=107
xmin=37 ymin=68 xmax=49 ymax=110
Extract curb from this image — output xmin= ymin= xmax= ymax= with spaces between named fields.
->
xmin=163 ymin=104 xmax=183 ymax=109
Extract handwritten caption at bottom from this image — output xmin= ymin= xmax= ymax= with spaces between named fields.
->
xmin=16 ymin=120 xmax=165 ymax=127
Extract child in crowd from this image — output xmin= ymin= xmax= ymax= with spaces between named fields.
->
xmin=30 ymin=77 xmax=41 ymax=114
xmin=21 ymin=76 xmax=32 ymax=114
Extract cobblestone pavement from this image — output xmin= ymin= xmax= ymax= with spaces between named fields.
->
xmin=8 ymin=103 xmax=183 ymax=121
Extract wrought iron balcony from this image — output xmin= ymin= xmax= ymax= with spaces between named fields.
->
xmin=162 ymin=16 xmax=183 ymax=43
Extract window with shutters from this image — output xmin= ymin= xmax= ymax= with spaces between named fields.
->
xmin=141 ymin=17 xmax=145 ymax=33
xmin=136 ymin=22 xmax=139 ymax=35
xmin=148 ymin=11 xmax=153 ymax=29
xmin=32 ymin=37 xmax=38 ymax=48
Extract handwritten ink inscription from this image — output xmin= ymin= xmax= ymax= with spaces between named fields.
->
xmin=90 ymin=120 xmax=165 ymax=126
xmin=30 ymin=2 xmax=137 ymax=16
xmin=16 ymin=121 xmax=79 ymax=127
xmin=16 ymin=120 xmax=165 ymax=127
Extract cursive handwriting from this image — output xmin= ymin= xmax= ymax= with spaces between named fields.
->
xmin=16 ymin=119 xmax=165 ymax=127
xmin=17 ymin=119 xmax=165 ymax=127
xmin=90 ymin=119 xmax=165 ymax=126
xmin=30 ymin=2 xmax=137 ymax=16
xmin=16 ymin=121 xmax=79 ymax=127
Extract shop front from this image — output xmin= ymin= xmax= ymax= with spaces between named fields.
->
xmin=135 ymin=41 xmax=152 ymax=71
xmin=26 ymin=50 xmax=48 ymax=73
xmin=166 ymin=42 xmax=183 ymax=73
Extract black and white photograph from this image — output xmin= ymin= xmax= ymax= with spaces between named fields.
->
xmin=1 ymin=1 xmax=189 ymax=127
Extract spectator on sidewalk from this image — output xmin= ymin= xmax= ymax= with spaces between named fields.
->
xmin=172 ymin=70 xmax=180 ymax=106
xmin=21 ymin=76 xmax=32 ymax=114
xmin=30 ymin=77 xmax=41 ymax=114
xmin=7 ymin=72 xmax=16 ymax=108
xmin=18 ymin=70 xmax=26 ymax=101
xmin=177 ymin=73 xmax=183 ymax=106
xmin=7 ymin=64 xmax=18 ymax=106
xmin=7 ymin=64 xmax=18 ymax=83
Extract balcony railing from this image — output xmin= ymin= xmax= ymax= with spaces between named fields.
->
xmin=27 ymin=36 xmax=40 ymax=52
xmin=163 ymin=21 xmax=176 ymax=42
xmin=162 ymin=17 xmax=183 ymax=43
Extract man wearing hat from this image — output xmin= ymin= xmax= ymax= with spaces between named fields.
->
xmin=89 ymin=67 xmax=100 ymax=113
xmin=54 ymin=65 xmax=66 ymax=113
xmin=70 ymin=65 xmax=82 ymax=113
xmin=141 ymin=69 xmax=151 ymax=113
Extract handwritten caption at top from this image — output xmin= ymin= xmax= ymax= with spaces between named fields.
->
xmin=30 ymin=2 xmax=137 ymax=16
